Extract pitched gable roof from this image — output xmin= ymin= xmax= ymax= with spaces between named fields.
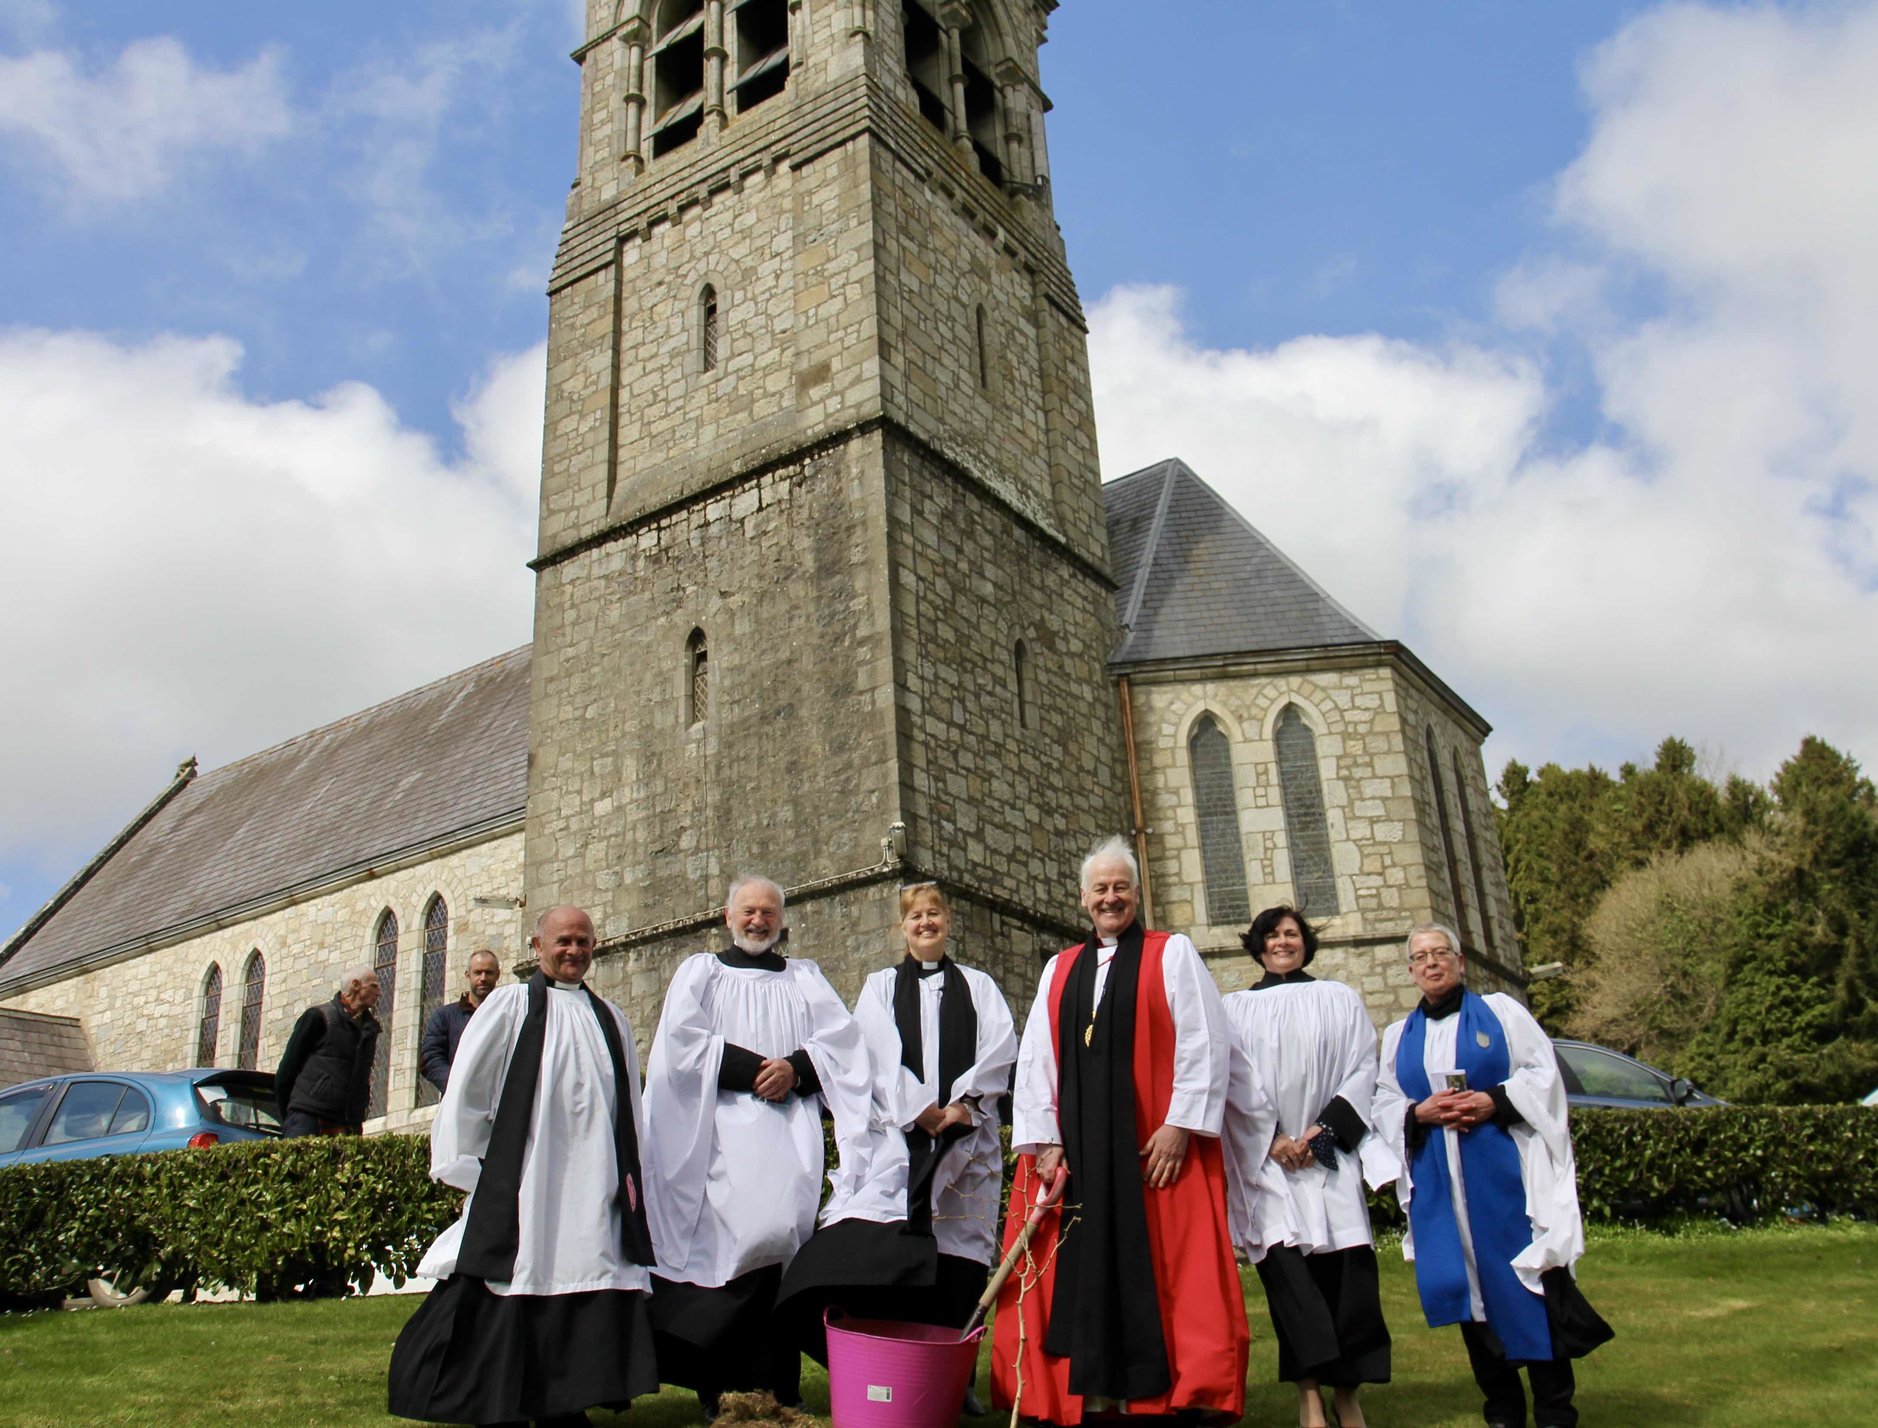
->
xmin=0 ymin=647 xmax=532 ymax=995
xmin=0 ymin=1008 xmax=93 ymax=1089
xmin=1102 ymin=458 xmax=1379 ymax=666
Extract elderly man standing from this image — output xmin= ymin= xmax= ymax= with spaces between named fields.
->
xmin=388 ymin=907 xmax=658 ymax=1428
xmin=992 ymin=837 xmax=1248 ymax=1425
xmin=420 ymin=949 xmax=503 ymax=1093
xmin=641 ymin=874 xmax=872 ymax=1416
xmin=1373 ymin=923 xmax=1611 ymax=1428
xmin=275 ymin=966 xmax=381 ymax=1136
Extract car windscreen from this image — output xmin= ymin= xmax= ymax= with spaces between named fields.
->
xmin=197 ymin=1081 xmax=283 ymax=1134
xmin=1557 ymin=1044 xmax=1674 ymax=1104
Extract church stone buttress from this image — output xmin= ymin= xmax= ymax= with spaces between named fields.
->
xmin=526 ymin=0 xmax=1125 ymax=1010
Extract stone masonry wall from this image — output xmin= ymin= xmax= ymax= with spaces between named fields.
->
xmin=1126 ymin=661 xmax=1521 ymax=1027
xmin=526 ymin=435 xmax=902 ymax=942
xmin=0 ymin=834 xmax=526 ymax=1135
xmin=886 ymin=434 xmax=1126 ymax=925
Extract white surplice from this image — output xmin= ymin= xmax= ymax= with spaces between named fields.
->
xmin=1372 ymin=992 xmax=1586 ymax=1316
xmin=417 ymin=980 xmax=652 ymax=1297
xmin=641 ymin=954 xmax=872 ymax=1287
xmin=821 ymin=960 xmax=1018 ymax=1265
xmin=1012 ymin=931 xmax=1229 ymax=1153
xmin=1221 ymin=979 xmax=1399 ymax=1264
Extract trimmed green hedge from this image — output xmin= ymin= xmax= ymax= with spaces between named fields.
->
xmin=4 ymin=1107 xmax=1873 ymax=1302
xmin=0 ymin=1134 xmax=459 ymax=1301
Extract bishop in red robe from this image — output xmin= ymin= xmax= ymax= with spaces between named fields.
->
xmin=992 ymin=838 xmax=1248 ymax=1425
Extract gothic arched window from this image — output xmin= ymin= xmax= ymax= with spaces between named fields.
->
xmin=686 ymin=628 xmax=709 ymax=728
xmin=958 ymin=27 xmax=1003 ymax=183
xmin=902 ymin=1 xmax=949 ymax=131
xmin=1424 ymin=728 xmax=1469 ymax=944
xmin=730 ymin=0 xmax=790 ymax=114
xmin=1189 ymin=714 xmax=1249 ymax=925
xmin=1275 ymin=705 xmax=1339 ymax=916
xmin=700 ymin=284 xmax=720 ymax=372
xmin=195 ymin=963 xmax=222 ymax=1067
xmin=1013 ymin=640 xmax=1036 ymax=732
xmin=368 ymin=909 xmax=399 ymax=1120
xmin=237 ymin=951 xmax=265 ymax=1071
xmin=650 ymin=0 xmax=706 ymax=157
xmin=1453 ymin=750 xmax=1496 ymax=955
xmin=417 ymin=895 xmax=450 ymax=1109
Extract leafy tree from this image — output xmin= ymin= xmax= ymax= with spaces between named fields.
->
xmin=1566 ymin=735 xmax=1878 ymax=1104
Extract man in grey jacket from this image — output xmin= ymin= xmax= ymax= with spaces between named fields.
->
xmin=419 ymin=949 xmax=502 ymax=1093
xmin=275 ymin=967 xmax=381 ymax=1136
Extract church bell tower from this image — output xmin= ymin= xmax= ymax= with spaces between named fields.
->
xmin=526 ymin=0 xmax=1125 ymax=1006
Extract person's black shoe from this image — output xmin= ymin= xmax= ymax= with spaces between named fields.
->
xmin=536 ymin=1414 xmax=593 ymax=1427
xmin=697 ymin=1390 xmax=721 ymax=1421
xmin=961 ymin=1385 xmax=987 ymax=1416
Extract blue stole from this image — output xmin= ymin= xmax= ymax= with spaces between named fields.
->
xmin=1396 ymin=990 xmax=1554 ymax=1361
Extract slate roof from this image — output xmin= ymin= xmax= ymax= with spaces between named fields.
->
xmin=1103 ymin=458 xmax=1380 ymax=665
xmin=0 ymin=647 xmax=532 ymax=994
xmin=0 ymin=1008 xmax=93 ymax=1089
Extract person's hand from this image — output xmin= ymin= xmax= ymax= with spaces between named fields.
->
xmin=1448 ymin=1091 xmax=1497 ymax=1130
xmin=1269 ymin=1129 xmax=1319 ymax=1172
xmin=1035 ymin=1142 xmax=1066 ymax=1188
xmin=1413 ymin=1091 xmax=1465 ymax=1126
xmin=914 ymin=1103 xmax=947 ymax=1135
xmin=753 ymin=1057 xmax=798 ymax=1102
xmin=1140 ymin=1124 xmax=1191 ymax=1188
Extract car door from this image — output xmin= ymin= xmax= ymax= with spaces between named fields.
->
xmin=0 ymin=1083 xmax=58 ymax=1169
xmin=8 ymin=1079 xmax=156 ymax=1166
xmin=1555 ymin=1043 xmax=1678 ymax=1110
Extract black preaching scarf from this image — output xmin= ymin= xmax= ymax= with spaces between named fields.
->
xmin=456 ymin=971 xmax=656 ymax=1280
xmin=1043 ymin=922 xmax=1172 ymax=1401
xmin=892 ymin=955 xmax=977 ymax=1234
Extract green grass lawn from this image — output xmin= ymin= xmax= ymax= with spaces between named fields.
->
xmin=2 ymin=1223 xmax=1873 ymax=1426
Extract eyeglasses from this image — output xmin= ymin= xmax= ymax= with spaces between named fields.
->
xmin=1407 ymin=948 xmax=1458 ymax=967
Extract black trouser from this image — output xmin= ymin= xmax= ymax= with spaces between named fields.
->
xmin=1459 ymin=1321 xmax=1576 ymax=1428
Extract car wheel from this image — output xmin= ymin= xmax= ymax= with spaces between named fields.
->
xmin=85 ymin=1271 xmax=173 ymax=1308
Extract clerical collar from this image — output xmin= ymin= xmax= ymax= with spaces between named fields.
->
xmin=550 ymin=978 xmax=584 ymax=991
xmin=1252 ymin=969 xmax=1315 ymax=990
xmin=1420 ymin=985 xmax=1466 ymax=1020
xmin=719 ymin=946 xmax=786 ymax=972
xmin=911 ymin=956 xmax=949 ymax=978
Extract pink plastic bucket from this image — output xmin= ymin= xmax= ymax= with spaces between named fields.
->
xmin=824 ymin=1310 xmax=984 ymax=1428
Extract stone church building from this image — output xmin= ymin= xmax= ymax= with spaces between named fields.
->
xmin=0 ymin=0 xmax=1520 ymax=1125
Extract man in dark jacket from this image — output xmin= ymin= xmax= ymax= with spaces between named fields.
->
xmin=276 ymin=966 xmax=382 ymax=1135
xmin=418 ymin=948 xmax=502 ymax=1093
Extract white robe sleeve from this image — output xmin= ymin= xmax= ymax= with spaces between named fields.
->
xmin=955 ymin=968 xmax=1019 ymax=1125
xmin=1372 ymin=1016 xmax=1415 ymax=1249
xmin=641 ymin=954 xmax=728 ymax=1270
xmin=1324 ymin=988 xmax=1399 ymax=1191
xmin=1219 ymin=994 xmax=1281 ymax=1262
xmin=1485 ymin=993 xmax=1588 ymax=1285
xmin=1160 ymin=933 xmax=1230 ymax=1136
xmin=1011 ymin=956 xmax=1063 ymax=1155
xmin=789 ymin=959 xmax=875 ymax=1207
xmin=428 ymin=983 xmax=528 ymax=1192
xmin=854 ymin=969 xmax=929 ymax=1131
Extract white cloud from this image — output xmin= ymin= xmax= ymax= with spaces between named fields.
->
xmin=0 ymin=329 xmax=543 ymax=871
xmin=0 ymin=38 xmax=294 ymax=206
xmin=1089 ymin=3 xmax=1878 ymax=783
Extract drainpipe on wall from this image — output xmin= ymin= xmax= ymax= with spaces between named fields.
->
xmin=1117 ymin=675 xmax=1154 ymax=927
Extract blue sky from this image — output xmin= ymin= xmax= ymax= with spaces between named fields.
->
xmin=4 ymin=0 xmax=1876 ymax=941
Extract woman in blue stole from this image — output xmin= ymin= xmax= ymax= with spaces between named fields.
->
xmin=1374 ymin=924 xmax=1611 ymax=1428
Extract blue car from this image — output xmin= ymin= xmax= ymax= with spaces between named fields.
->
xmin=0 ymin=1068 xmax=280 ymax=1307
xmin=1551 ymin=1038 xmax=1725 ymax=1111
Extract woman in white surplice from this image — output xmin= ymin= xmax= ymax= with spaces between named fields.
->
xmin=1222 ymin=906 xmax=1397 ymax=1428
xmin=776 ymin=882 xmax=1016 ymax=1385
xmin=639 ymin=875 xmax=872 ymax=1415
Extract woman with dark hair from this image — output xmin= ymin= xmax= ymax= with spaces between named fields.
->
xmin=1222 ymin=906 xmax=1396 ymax=1428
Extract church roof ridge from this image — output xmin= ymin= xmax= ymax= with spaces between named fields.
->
xmin=0 ymin=646 xmax=533 ymax=997
xmin=1102 ymin=457 xmax=1381 ymax=666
